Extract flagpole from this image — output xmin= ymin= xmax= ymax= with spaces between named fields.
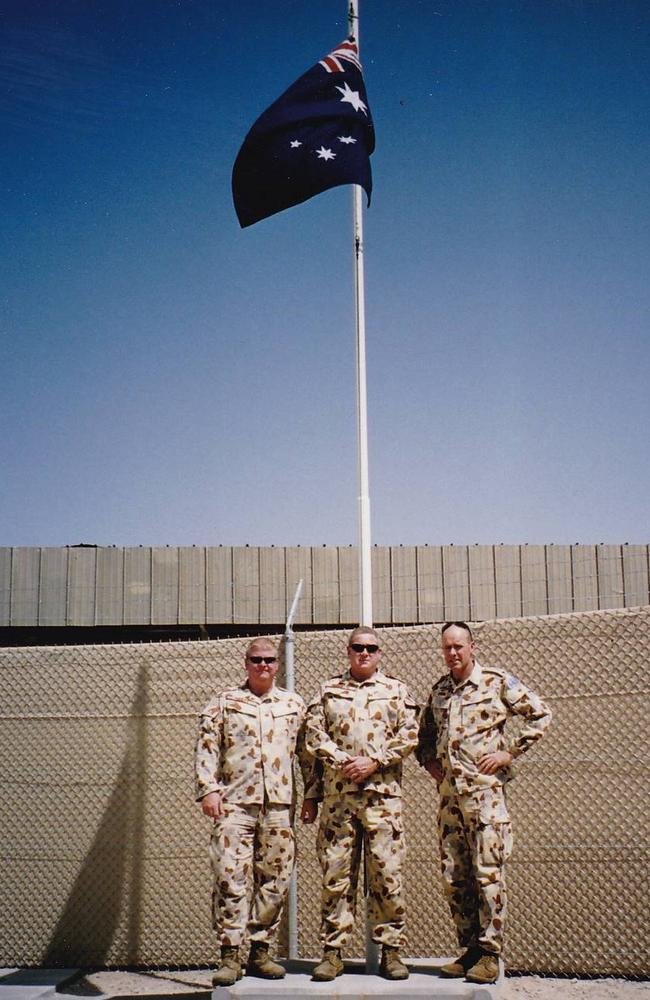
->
xmin=348 ymin=0 xmax=373 ymax=629
xmin=348 ymin=0 xmax=380 ymax=976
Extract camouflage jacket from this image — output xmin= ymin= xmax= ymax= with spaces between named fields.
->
xmin=305 ymin=669 xmax=419 ymax=799
xmin=416 ymin=660 xmax=551 ymax=794
xmin=195 ymin=682 xmax=321 ymax=806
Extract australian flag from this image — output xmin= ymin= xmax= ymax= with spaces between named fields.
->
xmin=232 ymin=39 xmax=375 ymax=228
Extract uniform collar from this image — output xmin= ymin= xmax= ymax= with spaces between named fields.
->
xmin=468 ymin=660 xmax=482 ymax=686
xmin=451 ymin=660 xmax=482 ymax=690
xmin=344 ymin=667 xmax=383 ymax=686
xmin=242 ymin=680 xmax=278 ymax=701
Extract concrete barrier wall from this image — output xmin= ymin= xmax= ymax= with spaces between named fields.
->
xmin=1 ymin=544 xmax=648 ymax=626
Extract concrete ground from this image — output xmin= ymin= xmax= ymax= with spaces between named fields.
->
xmin=1 ymin=964 xmax=502 ymax=1000
xmin=2 ymin=967 xmax=649 ymax=1000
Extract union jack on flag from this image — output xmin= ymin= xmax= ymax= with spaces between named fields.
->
xmin=232 ymin=39 xmax=375 ymax=228
xmin=319 ymin=39 xmax=362 ymax=73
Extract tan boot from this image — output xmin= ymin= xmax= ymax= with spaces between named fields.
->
xmin=466 ymin=952 xmax=500 ymax=984
xmin=439 ymin=946 xmax=483 ymax=978
xmin=211 ymin=946 xmax=242 ymax=987
xmin=246 ymin=941 xmax=286 ymax=979
xmin=312 ymin=948 xmax=344 ymax=981
xmin=380 ymin=946 xmax=409 ymax=980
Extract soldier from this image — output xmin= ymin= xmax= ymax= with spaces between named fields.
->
xmin=195 ymin=637 xmax=320 ymax=987
xmin=303 ymin=627 xmax=419 ymax=982
xmin=416 ymin=622 xmax=552 ymax=985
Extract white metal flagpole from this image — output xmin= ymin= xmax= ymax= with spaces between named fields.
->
xmin=348 ymin=0 xmax=373 ymax=629
xmin=284 ymin=579 xmax=304 ymax=960
xmin=348 ymin=0 xmax=379 ymax=975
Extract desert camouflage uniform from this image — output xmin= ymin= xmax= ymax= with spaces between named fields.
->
xmin=305 ymin=669 xmax=419 ymax=949
xmin=195 ymin=682 xmax=320 ymax=947
xmin=416 ymin=660 xmax=551 ymax=955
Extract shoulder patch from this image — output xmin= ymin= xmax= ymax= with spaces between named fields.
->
xmin=505 ymin=674 xmax=520 ymax=689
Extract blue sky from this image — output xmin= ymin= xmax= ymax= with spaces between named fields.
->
xmin=2 ymin=0 xmax=648 ymax=546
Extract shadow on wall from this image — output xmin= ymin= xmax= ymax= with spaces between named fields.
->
xmin=43 ymin=658 xmax=149 ymax=967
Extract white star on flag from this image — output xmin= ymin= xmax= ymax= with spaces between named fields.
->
xmin=289 ymin=139 xmax=302 ymax=148
xmin=335 ymin=81 xmax=367 ymax=115
xmin=338 ymin=135 xmax=357 ymax=144
xmin=316 ymin=146 xmax=336 ymax=161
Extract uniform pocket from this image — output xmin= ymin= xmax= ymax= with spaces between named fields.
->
xmin=323 ymin=690 xmax=355 ymax=728
xmin=223 ymin=701 xmax=259 ymax=747
xmin=476 ymin=821 xmax=513 ymax=868
xmin=461 ymin=693 xmax=506 ymax=733
xmin=272 ymin=704 xmax=300 ymax=740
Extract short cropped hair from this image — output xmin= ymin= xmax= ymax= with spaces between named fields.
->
xmin=245 ymin=637 xmax=278 ymax=657
xmin=348 ymin=626 xmax=381 ymax=647
xmin=441 ymin=621 xmax=473 ymax=641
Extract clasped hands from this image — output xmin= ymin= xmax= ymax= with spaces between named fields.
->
xmin=341 ymin=754 xmax=379 ymax=783
xmin=300 ymin=755 xmax=379 ymax=825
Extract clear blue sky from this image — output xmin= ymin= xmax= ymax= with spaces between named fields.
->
xmin=2 ymin=0 xmax=648 ymax=547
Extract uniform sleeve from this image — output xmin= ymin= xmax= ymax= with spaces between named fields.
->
xmin=502 ymin=676 xmax=552 ymax=758
xmin=304 ymin=690 xmax=350 ymax=768
xmin=295 ymin=699 xmax=323 ymax=800
xmin=415 ymin=692 xmax=438 ymax=768
xmin=369 ymin=685 xmax=420 ymax=768
xmin=194 ymin=695 xmax=223 ymax=801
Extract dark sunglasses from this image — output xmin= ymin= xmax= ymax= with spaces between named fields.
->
xmin=247 ymin=655 xmax=278 ymax=665
xmin=349 ymin=643 xmax=379 ymax=654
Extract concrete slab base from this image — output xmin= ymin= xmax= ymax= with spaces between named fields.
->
xmin=211 ymin=959 xmax=503 ymax=1000
xmin=0 ymin=970 xmax=79 ymax=1000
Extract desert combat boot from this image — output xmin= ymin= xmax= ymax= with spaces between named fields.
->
xmin=380 ymin=946 xmax=409 ymax=980
xmin=246 ymin=942 xmax=286 ymax=979
xmin=466 ymin=951 xmax=500 ymax=984
xmin=439 ymin=945 xmax=483 ymax=978
xmin=211 ymin=946 xmax=242 ymax=987
xmin=312 ymin=948 xmax=344 ymax=981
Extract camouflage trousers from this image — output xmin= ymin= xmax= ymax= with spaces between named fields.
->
xmin=209 ymin=801 xmax=295 ymax=948
xmin=316 ymin=791 xmax=406 ymax=950
xmin=438 ymin=778 xmax=513 ymax=956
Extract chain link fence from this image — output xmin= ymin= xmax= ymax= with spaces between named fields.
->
xmin=1 ymin=606 xmax=648 ymax=975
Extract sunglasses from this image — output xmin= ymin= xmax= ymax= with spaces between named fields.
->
xmin=247 ymin=656 xmax=278 ymax=665
xmin=349 ymin=643 xmax=380 ymax=654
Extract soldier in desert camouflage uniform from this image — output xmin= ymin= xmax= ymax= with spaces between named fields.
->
xmin=416 ymin=622 xmax=552 ymax=985
xmin=303 ymin=627 xmax=419 ymax=982
xmin=195 ymin=637 xmax=320 ymax=986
